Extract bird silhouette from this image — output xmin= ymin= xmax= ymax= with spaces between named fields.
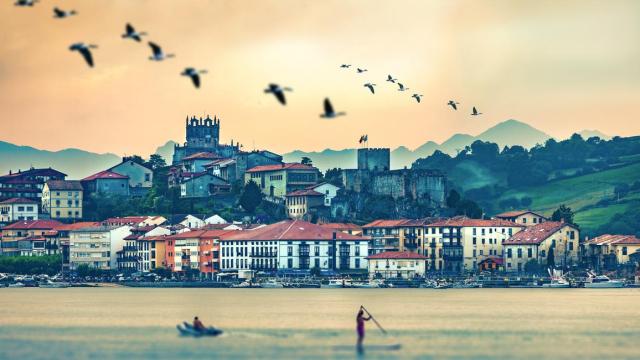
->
xmin=320 ymin=98 xmax=346 ymax=118
xmin=53 ymin=7 xmax=76 ymax=18
xmin=386 ymin=75 xmax=397 ymax=83
xmin=122 ymin=23 xmax=147 ymax=42
xmin=356 ymin=68 xmax=368 ymax=73
xmin=412 ymin=94 xmax=423 ymax=103
xmin=69 ymin=43 xmax=97 ymax=67
xmin=340 ymin=64 xmax=351 ymax=68
xmin=14 ymin=0 xmax=38 ymax=6
xmin=148 ymin=42 xmax=174 ymax=61
xmin=181 ymin=68 xmax=207 ymax=88
xmin=364 ymin=83 xmax=376 ymax=94
xmin=264 ymin=83 xmax=293 ymax=105
xmin=447 ymin=100 xmax=459 ymax=110
xmin=397 ymin=82 xmax=409 ymax=91
xmin=471 ymin=106 xmax=482 ymax=116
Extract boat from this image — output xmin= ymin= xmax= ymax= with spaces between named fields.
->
xmin=321 ymin=279 xmax=352 ymax=288
xmin=39 ymin=281 xmax=70 ymax=288
xmin=584 ymin=273 xmax=625 ymax=288
xmin=177 ymin=322 xmax=223 ymax=337
xmin=8 ymin=282 xmax=25 ymax=288
xmin=231 ymin=281 xmax=260 ymax=288
xmin=351 ymin=280 xmax=382 ymax=288
xmin=542 ymin=269 xmax=571 ymax=288
xmin=260 ymin=279 xmax=284 ymax=288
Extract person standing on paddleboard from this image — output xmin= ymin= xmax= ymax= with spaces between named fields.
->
xmin=356 ymin=308 xmax=371 ymax=351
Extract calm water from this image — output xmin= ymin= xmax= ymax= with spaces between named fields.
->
xmin=1 ymin=288 xmax=639 ymax=359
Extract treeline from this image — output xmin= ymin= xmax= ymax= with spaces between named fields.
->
xmin=0 ymin=255 xmax=62 ymax=275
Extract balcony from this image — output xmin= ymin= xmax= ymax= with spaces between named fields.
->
xmin=299 ymin=251 xmax=310 ymax=257
xmin=405 ymin=242 xmax=418 ymax=250
xmin=122 ymin=246 xmax=137 ymax=252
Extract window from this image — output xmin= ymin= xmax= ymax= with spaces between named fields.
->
xmin=507 ymin=249 xmax=512 ymax=258
xmin=622 ymin=247 xmax=628 ymax=255
xmin=527 ymin=248 xmax=532 ymax=258
xmin=569 ymin=242 xmax=574 ymax=251
xmin=314 ymin=258 xmax=320 ymax=268
xmin=355 ymin=258 xmax=360 ymax=268
xmin=287 ymin=258 xmax=293 ymax=268
xmin=472 ymin=237 xmax=476 ymax=245
xmin=523 ymin=218 xmax=527 ymax=224
xmin=145 ymin=174 xmax=151 ymax=182
xmin=517 ymin=248 xmax=522 ymax=258
xmin=287 ymin=246 xmax=293 ymax=256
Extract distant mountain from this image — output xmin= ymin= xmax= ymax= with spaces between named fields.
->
xmin=0 ymin=141 xmax=120 ymax=180
xmin=578 ymin=129 xmax=610 ymax=140
xmin=154 ymin=140 xmax=177 ymax=163
xmin=283 ymin=119 xmax=555 ymax=171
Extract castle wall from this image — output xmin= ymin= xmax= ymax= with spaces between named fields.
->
xmin=357 ymin=148 xmax=390 ymax=172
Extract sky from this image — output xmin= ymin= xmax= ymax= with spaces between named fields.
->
xmin=1 ymin=0 xmax=639 ymax=157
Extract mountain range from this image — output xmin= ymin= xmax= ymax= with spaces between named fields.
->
xmin=0 ymin=120 xmax=610 ymax=178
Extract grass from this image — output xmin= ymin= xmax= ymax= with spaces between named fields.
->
xmin=573 ymin=202 xmax=635 ymax=232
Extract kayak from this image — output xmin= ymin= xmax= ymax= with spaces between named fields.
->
xmin=177 ymin=322 xmax=223 ymax=337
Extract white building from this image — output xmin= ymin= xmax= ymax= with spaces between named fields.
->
xmin=0 ymin=198 xmax=39 ymax=224
xmin=69 ymin=225 xmax=131 ymax=270
xmin=205 ymin=214 xmax=227 ymax=225
xmin=180 ymin=215 xmax=205 ymax=229
xmin=367 ymin=251 xmax=427 ymax=279
xmin=108 ymin=158 xmax=153 ymax=194
xmin=219 ymin=219 xmax=369 ymax=272
xmin=306 ymin=182 xmax=341 ymax=206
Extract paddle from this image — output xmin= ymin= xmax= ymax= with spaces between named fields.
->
xmin=360 ymin=305 xmax=387 ymax=335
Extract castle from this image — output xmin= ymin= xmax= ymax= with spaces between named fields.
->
xmin=172 ymin=115 xmax=241 ymax=165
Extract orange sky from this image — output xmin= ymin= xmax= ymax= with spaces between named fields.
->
xmin=1 ymin=0 xmax=639 ymax=156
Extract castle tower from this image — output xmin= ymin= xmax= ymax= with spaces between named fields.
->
xmin=357 ymin=148 xmax=390 ymax=172
xmin=185 ymin=115 xmax=220 ymax=149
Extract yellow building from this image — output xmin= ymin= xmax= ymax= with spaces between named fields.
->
xmin=503 ymin=221 xmax=580 ymax=272
xmin=584 ymin=234 xmax=640 ymax=269
xmin=285 ymin=189 xmax=325 ymax=219
xmin=397 ymin=218 xmax=447 ymax=271
xmin=244 ymin=163 xmax=318 ymax=200
xmin=494 ymin=210 xmax=547 ymax=226
xmin=42 ymin=180 xmax=83 ymax=221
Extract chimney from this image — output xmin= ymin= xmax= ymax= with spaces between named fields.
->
xmin=560 ymin=218 xmax=565 ymax=224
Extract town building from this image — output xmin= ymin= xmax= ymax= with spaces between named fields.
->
xmin=306 ymin=182 xmax=341 ymax=207
xmin=285 ymin=189 xmax=325 ymax=219
xmin=367 ymin=251 xmax=427 ymax=279
xmin=69 ymin=225 xmax=131 ymax=270
xmin=104 ymin=216 xmax=166 ymax=227
xmin=107 ymin=158 xmax=153 ymax=196
xmin=219 ymin=220 xmax=369 ymax=273
xmin=165 ymin=230 xmax=232 ymax=275
xmin=41 ymin=180 xmax=83 ymax=221
xmin=204 ymin=158 xmax=237 ymax=182
xmin=181 ymin=152 xmax=221 ymax=173
xmin=172 ymin=115 xmax=242 ymax=164
xmin=0 ymin=219 xmax=62 ymax=256
xmin=320 ymin=223 xmax=363 ymax=236
xmin=204 ymin=214 xmax=227 ymax=225
xmin=244 ymin=163 xmax=319 ymax=200
xmin=52 ymin=222 xmax=101 ymax=269
xmin=81 ymin=170 xmax=130 ymax=196
xmin=0 ymin=167 xmax=66 ymax=201
xmin=0 ymin=198 xmax=39 ymax=225
xmin=583 ymin=234 xmax=640 ymax=270
xmin=425 ymin=217 xmax=526 ymax=273
xmin=362 ymin=219 xmax=411 ymax=254
xmin=234 ymin=150 xmax=282 ymax=180
xmin=180 ymin=173 xmax=230 ymax=198
xmin=503 ymin=221 xmax=579 ymax=272
xmin=494 ymin=210 xmax=548 ymax=226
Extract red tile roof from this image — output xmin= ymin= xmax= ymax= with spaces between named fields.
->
xmin=183 ymin=152 xmax=221 ymax=161
xmin=504 ymin=221 xmax=578 ymax=245
xmin=82 ymin=170 xmax=129 ymax=181
xmin=221 ymin=220 xmax=368 ymax=241
xmin=104 ymin=216 xmax=149 ymax=225
xmin=479 ymin=257 xmax=504 ymax=265
xmin=494 ymin=210 xmax=546 ymax=219
xmin=367 ymin=251 xmax=427 ymax=260
xmin=46 ymin=180 xmax=83 ymax=191
xmin=55 ymin=222 xmax=101 ymax=231
xmin=167 ymin=229 xmax=237 ymax=240
xmin=246 ymin=163 xmax=316 ymax=173
xmin=320 ymin=223 xmax=362 ymax=231
xmin=363 ymin=219 xmax=411 ymax=228
xmin=3 ymin=219 xmax=63 ymax=230
xmin=286 ymin=189 xmax=324 ymax=197
xmin=427 ymin=217 xmax=526 ymax=228
xmin=0 ymin=197 xmax=39 ymax=205
xmin=584 ymin=234 xmax=640 ymax=246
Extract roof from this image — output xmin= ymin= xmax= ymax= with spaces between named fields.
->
xmin=167 ymin=229 xmax=237 ymax=240
xmin=367 ymin=251 xmax=427 ymax=260
xmin=286 ymin=189 xmax=324 ymax=197
xmin=221 ymin=220 xmax=368 ymax=241
xmin=104 ymin=216 xmax=149 ymax=225
xmin=45 ymin=180 xmax=83 ymax=191
xmin=306 ymin=182 xmax=340 ymax=190
xmin=0 ymin=197 xmax=38 ymax=205
xmin=584 ymin=234 xmax=640 ymax=246
xmin=0 ymin=168 xmax=67 ymax=180
xmin=478 ymin=257 xmax=504 ymax=265
xmin=504 ymin=221 xmax=578 ymax=245
xmin=2 ymin=219 xmax=63 ymax=230
xmin=82 ymin=170 xmax=129 ymax=181
xmin=363 ymin=219 xmax=411 ymax=228
xmin=246 ymin=163 xmax=316 ymax=173
xmin=400 ymin=217 xmax=448 ymax=227
xmin=320 ymin=223 xmax=362 ymax=231
xmin=205 ymin=158 xmax=236 ymax=167
xmin=54 ymin=222 xmax=101 ymax=231
xmin=494 ymin=210 xmax=546 ymax=219
xmin=182 ymin=152 xmax=221 ymax=161
xmin=426 ymin=217 xmax=526 ymax=228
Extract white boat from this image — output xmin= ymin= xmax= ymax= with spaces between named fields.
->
xmin=39 ymin=281 xmax=69 ymax=288
xmin=585 ymin=273 xmax=625 ymax=288
xmin=351 ymin=280 xmax=381 ymax=288
xmin=543 ymin=269 xmax=571 ymax=288
xmin=260 ymin=279 xmax=284 ymax=288
xmin=321 ymin=279 xmax=352 ymax=288
xmin=8 ymin=282 xmax=25 ymax=288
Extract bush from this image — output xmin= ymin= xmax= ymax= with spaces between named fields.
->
xmin=0 ymin=255 xmax=62 ymax=275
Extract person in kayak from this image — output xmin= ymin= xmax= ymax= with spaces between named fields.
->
xmin=193 ymin=316 xmax=205 ymax=331
xmin=356 ymin=308 xmax=371 ymax=352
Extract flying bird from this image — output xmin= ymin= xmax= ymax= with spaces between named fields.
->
xmin=412 ymin=94 xmax=423 ymax=103
xmin=69 ymin=42 xmax=97 ymax=67
xmin=264 ymin=83 xmax=293 ymax=105
xmin=471 ymin=106 xmax=482 ymax=116
xmin=340 ymin=64 xmax=351 ymax=68
xmin=364 ymin=83 xmax=376 ymax=94
xmin=447 ymin=100 xmax=459 ymax=110
xmin=181 ymin=68 xmax=208 ymax=88
xmin=14 ymin=0 xmax=38 ymax=6
xmin=320 ymin=98 xmax=346 ymax=119
xmin=53 ymin=7 xmax=76 ymax=18
xmin=397 ymin=82 xmax=409 ymax=92
xmin=148 ymin=42 xmax=174 ymax=61
xmin=122 ymin=23 xmax=147 ymax=42
xmin=386 ymin=75 xmax=397 ymax=83
xmin=356 ymin=68 xmax=368 ymax=73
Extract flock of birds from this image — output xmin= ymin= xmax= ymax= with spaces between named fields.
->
xmin=14 ymin=0 xmax=484 ymax=119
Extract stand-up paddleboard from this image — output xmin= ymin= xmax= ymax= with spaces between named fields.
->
xmin=333 ymin=344 xmax=402 ymax=351
xmin=177 ymin=322 xmax=223 ymax=337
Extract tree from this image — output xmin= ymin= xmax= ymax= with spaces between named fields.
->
xmin=301 ymin=157 xmax=313 ymax=166
xmin=146 ymin=154 xmax=166 ymax=170
xmin=123 ymin=155 xmax=146 ymax=165
xmin=324 ymin=168 xmax=343 ymax=186
xmin=446 ymin=189 xmax=461 ymax=208
xmin=520 ymin=196 xmax=533 ymax=208
xmin=547 ymin=247 xmax=555 ymax=268
xmin=551 ymin=204 xmax=574 ymax=224
xmin=239 ymin=181 xmax=263 ymax=213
